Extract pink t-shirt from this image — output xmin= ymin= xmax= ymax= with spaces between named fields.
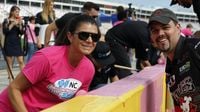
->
xmin=181 ymin=28 xmax=193 ymax=37
xmin=26 ymin=23 xmax=37 ymax=43
xmin=0 ymin=46 xmax=95 ymax=112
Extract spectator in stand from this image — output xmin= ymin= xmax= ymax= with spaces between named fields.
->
xmin=2 ymin=5 xmax=24 ymax=82
xmin=25 ymin=16 xmax=39 ymax=63
xmin=35 ymin=0 xmax=55 ymax=48
xmin=89 ymin=41 xmax=119 ymax=91
xmin=148 ymin=8 xmax=200 ymax=111
xmin=181 ymin=23 xmax=193 ymax=38
xmin=0 ymin=15 xmax=101 ymax=112
xmin=45 ymin=2 xmax=100 ymax=47
xmin=170 ymin=0 xmax=200 ymax=24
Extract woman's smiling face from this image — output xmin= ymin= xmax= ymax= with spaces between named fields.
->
xmin=68 ymin=22 xmax=99 ymax=55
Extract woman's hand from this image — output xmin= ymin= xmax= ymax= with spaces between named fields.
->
xmin=15 ymin=17 xmax=23 ymax=27
xmin=75 ymin=90 xmax=87 ymax=96
xmin=9 ymin=18 xmax=22 ymax=27
xmin=37 ymin=37 xmax=42 ymax=49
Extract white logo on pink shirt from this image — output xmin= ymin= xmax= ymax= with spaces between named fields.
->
xmin=47 ymin=78 xmax=82 ymax=100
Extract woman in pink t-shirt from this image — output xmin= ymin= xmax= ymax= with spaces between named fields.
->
xmin=0 ymin=15 xmax=101 ymax=112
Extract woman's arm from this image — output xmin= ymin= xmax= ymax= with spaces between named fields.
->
xmin=2 ymin=19 xmax=13 ymax=34
xmin=44 ymin=22 xmax=57 ymax=47
xmin=8 ymin=72 xmax=32 ymax=112
xmin=140 ymin=60 xmax=152 ymax=69
xmin=110 ymin=75 xmax=119 ymax=82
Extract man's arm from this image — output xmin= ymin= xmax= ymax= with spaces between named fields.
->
xmin=110 ymin=75 xmax=119 ymax=82
xmin=140 ymin=60 xmax=152 ymax=69
xmin=44 ymin=22 xmax=58 ymax=47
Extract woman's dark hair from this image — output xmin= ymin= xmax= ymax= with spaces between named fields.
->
xmin=55 ymin=14 xmax=101 ymax=45
xmin=9 ymin=5 xmax=20 ymax=18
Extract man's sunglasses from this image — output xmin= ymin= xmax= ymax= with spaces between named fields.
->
xmin=74 ymin=32 xmax=100 ymax=42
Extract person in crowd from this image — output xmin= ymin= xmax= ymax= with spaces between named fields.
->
xmin=111 ymin=6 xmax=124 ymax=25
xmin=181 ymin=23 xmax=193 ymax=38
xmin=113 ymin=8 xmax=128 ymax=26
xmin=170 ymin=0 xmax=200 ymax=24
xmin=113 ymin=9 xmax=136 ymax=69
xmin=105 ymin=20 xmax=152 ymax=79
xmin=0 ymin=15 xmax=101 ymax=111
xmin=25 ymin=16 xmax=39 ymax=63
xmin=111 ymin=6 xmax=125 ymax=26
xmin=148 ymin=8 xmax=200 ymax=111
xmin=35 ymin=0 xmax=55 ymax=48
xmin=193 ymin=30 xmax=200 ymax=38
xmin=89 ymin=41 xmax=119 ymax=91
xmin=2 ymin=5 xmax=24 ymax=82
xmin=45 ymin=1 xmax=99 ymax=47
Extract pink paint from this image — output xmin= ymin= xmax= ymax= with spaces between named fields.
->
xmin=88 ymin=64 xmax=166 ymax=112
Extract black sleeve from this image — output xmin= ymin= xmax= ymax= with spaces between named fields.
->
xmin=185 ymin=38 xmax=200 ymax=71
xmin=135 ymin=21 xmax=151 ymax=60
xmin=135 ymin=33 xmax=150 ymax=60
xmin=2 ymin=19 xmax=9 ymax=35
xmin=193 ymin=38 xmax=200 ymax=55
xmin=185 ymin=38 xmax=200 ymax=62
xmin=135 ymin=44 xmax=149 ymax=60
xmin=186 ymin=38 xmax=200 ymax=52
xmin=35 ymin=12 xmax=46 ymax=25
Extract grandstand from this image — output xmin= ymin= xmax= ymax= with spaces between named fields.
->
xmin=0 ymin=0 xmax=199 ymax=31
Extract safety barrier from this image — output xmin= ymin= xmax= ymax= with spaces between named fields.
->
xmin=42 ymin=64 xmax=167 ymax=112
